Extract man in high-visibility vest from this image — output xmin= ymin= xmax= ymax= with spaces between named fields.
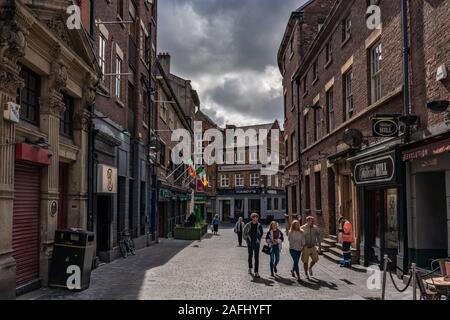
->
xmin=338 ymin=217 xmax=354 ymax=268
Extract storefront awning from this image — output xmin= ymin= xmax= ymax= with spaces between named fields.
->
xmin=402 ymin=136 xmax=450 ymax=161
xmin=327 ymin=148 xmax=358 ymax=163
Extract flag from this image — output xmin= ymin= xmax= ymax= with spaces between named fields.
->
xmin=187 ymin=158 xmax=197 ymax=178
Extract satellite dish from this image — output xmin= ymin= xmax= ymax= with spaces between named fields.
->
xmin=427 ymin=100 xmax=449 ymax=114
xmin=343 ymin=129 xmax=363 ymax=149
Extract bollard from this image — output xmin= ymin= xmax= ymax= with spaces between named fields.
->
xmin=412 ymin=263 xmax=417 ymax=301
xmin=382 ymin=254 xmax=388 ymax=300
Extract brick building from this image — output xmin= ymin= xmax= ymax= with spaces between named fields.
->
xmin=277 ymin=0 xmax=335 ymax=227
xmin=88 ymin=0 xmax=158 ymax=262
xmin=0 ymin=0 xmax=98 ymax=298
xmin=156 ymin=54 xmax=197 ymax=238
xmin=280 ymin=0 xmax=450 ymax=269
xmin=215 ymin=121 xmax=286 ymax=223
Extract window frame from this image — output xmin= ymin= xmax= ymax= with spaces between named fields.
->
xmin=221 ymin=174 xmax=230 ymax=188
xmin=250 ymin=173 xmax=259 ymax=187
xmin=344 ymin=70 xmax=354 ymax=120
xmin=17 ymin=66 xmax=41 ymax=125
xmin=60 ymin=93 xmax=74 ymax=138
xmin=235 ymin=174 xmax=244 ymax=187
xmin=370 ymin=41 xmax=383 ymax=104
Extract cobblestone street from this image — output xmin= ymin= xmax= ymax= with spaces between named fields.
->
xmin=20 ymin=225 xmax=413 ymax=300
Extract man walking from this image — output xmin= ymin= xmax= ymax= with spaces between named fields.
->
xmin=301 ymin=216 xmax=322 ymax=278
xmin=243 ymin=213 xmax=264 ymax=278
xmin=338 ymin=216 xmax=354 ymax=267
xmin=234 ymin=217 xmax=245 ymax=246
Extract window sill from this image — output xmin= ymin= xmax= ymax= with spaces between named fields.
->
xmin=291 ymin=105 xmax=296 ymax=112
xmin=290 ymin=51 xmax=295 ymax=60
xmin=341 ymin=36 xmax=352 ymax=48
xmin=324 ymin=59 xmax=333 ymax=69
xmin=143 ymin=122 xmax=149 ymax=130
xmin=312 ymin=78 xmax=319 ymax=86
xmin=115 ymin=99 xmax=125 ymax=108
xmin=302 ymin=91 xmax=309 ymax=98
xmin=99 ymin=82 xmax=109 ymax=95
xmin=116 ymin=15 xmax=126 ymax=30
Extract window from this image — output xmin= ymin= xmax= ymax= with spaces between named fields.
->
xmin=267 ymin=198 xmax=272 ymax=211
xmin=267 ymin=176 xmax=272 ymax=187
xmin=326 ymin=42 xmax=333 ymax=63
xmin=305 ymin=175 xmax=311 ymax=210
xmin=275 ymin=176 xmax=279 ymax=188
xmin=315 ymin=171 xmax=322 ymax=211
xmin=98 ymin=35 xmax=106 ymax=80
xmin=221 ymin=175 xmax=230 ymax=187
xmin=235 ymin=150 xmax=245 ymax=164
xmin=115 ymin=56 xmax=122 ymax=99
xmin=129 ymin=2 xmax=137 ymax=40
xmin=326 ymin=89 xmax=334 ymax=133
xmin=371 ymin=41 xmax=382 ymax=104
xmin=250 ymin=151 xmax=258 ymax=163
xmin=290 ymin=36 xmax=294 ymax=55
xmin=313 ymin=60 xmax=318 ymax=82
xmin=235 ymin=174 xmax=244 ymax=187
xmin=303 ymin=77 xmax=307 ymax=96
xmin=140 ymin=27 xmax=145 ymax=60
xmin=314 ymin=107 xmax=321 ymax=142
xmin=283 ymin=93 xmax=287 ymax=119
xmin=274 ymin=198 xmax=279 ymax=210
xmin=282 ymin=198 xmax=286 ymax=210
xmin=291 ymin=80 xmax=297 ymax=110
xmin=60 ymin=94 xmax=74 ymax=138
xmin=160 ymin=143 xmax=166 ymax=167
xmin=160 ymin=103 xmax=167 ymax=122
xmin=342 ymin=15 xmax=352 ymax=42
xmin=344 ymin=70 xmax=354 ymax=120
xmin=292 ymin=185 xmax=297 ymax=213
xmin=285 ymin=140 xmax=289 ymax=164
xmin=318 ymin=17 xmax=326 ymax=31
xmin=303 ymin=114 xmax=309 ymax=148
xmin=17 ymin=66 xmax=41 ymax=124
xmin=291 ymin=132 xmax=297 ymax=162
xmin=250 ymin=173 xmax=259 ymax=186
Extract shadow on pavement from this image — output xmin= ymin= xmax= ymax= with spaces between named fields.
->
xmin=251 ymin=277 xmax=275 ymax=287
xmin=272 ymin=275 xmax=296 ymax=286
xmin=298 ymin=278 xmax=339 ymax=291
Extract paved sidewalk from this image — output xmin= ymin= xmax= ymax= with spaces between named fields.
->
xmin=20 ymin=225 xmax=413 ymax=300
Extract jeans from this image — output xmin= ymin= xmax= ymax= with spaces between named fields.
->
xmin=237 ymin=231 xmax=243 ymax=246
xmin=342 ymin=242 xmax=352 ymax=261
xmin=247 ymin=242 xmax=260 ymax=273
xmin=270 ymin=245 xmax=280 ymax=273
xmin=290 ymin=249 xmax=301 ymax=274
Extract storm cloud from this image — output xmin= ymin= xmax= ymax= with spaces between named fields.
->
xmin=158 ymin=0 xmax=306 ymax=127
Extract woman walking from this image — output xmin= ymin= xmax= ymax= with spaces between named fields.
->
xmin=266 ymin=221 xmax=284 ymax=277
xmin=288 ymin=220 xmax=305 ymax=282
xmin=212 ymin=214 xmax=220 ymax=235
xmin=234 ymin=217 xmax=245 ymax=246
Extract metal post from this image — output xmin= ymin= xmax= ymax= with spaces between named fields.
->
xmin=382 ymin=254 xmax=389 ymax=300
xmin=412 ymin=263 xmax=417 ymax=300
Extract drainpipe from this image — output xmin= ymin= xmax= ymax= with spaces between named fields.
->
xmin=297 ymin=11 xmax=304 ymax=223
xmin=401 ymin=0 xmax=411 ymax=143
xmin=87 ymin=104 xmax=95 ymax=232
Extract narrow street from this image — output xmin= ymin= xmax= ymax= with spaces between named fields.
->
xmin=21 ymin=226 xmax=412 ymax=301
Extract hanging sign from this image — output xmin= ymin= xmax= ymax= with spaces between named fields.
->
xmin=372 ymin=114 xmax=400 ymax=138
xmin=97 ymin=165 xmax=117 ymax=194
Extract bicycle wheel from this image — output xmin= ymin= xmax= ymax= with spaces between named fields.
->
xmin=119 ymin=241 xmax=128 ymax=258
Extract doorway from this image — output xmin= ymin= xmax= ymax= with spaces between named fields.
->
xmin=96 ymin=196 xmax=112 ymax=255
xmin=328 ymin=168 xmax=336 ymax=235
xmin=221 ymin=200 xmax=231 ymax=222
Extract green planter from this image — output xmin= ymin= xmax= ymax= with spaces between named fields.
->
xmin=174 ymin=223 xmax=208 ymax=240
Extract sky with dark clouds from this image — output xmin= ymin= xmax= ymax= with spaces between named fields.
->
xmin=158 ymin=0 xmax=307 ymax=127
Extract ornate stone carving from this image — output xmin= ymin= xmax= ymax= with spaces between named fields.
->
xmin=49 ymin=46 xmax=68 ymax=94
xmin=83 ymin=72 xmax=98 ymax=108
xmin=73 ymin=110 xmax=91 ymax=132
xmin=39 ymin=94 xmax=66 ymax=116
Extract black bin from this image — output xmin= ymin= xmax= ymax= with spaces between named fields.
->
xmin=49 ymin=229 xmax=95 ymax=291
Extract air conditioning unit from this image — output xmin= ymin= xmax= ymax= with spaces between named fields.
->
xmin=3 ymin=101 xmax=20 ymax=124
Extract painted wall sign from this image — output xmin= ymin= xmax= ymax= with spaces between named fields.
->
xmin=372 ymin=115 xmax=399 ymax=137
xmin=97 ymin=164 xmax=117 ymax=194
xmin=354 ymin=155 xmax=395 ymax=185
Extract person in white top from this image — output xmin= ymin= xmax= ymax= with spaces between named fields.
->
xmin=288 ymin=220 xmax=305 ymax=282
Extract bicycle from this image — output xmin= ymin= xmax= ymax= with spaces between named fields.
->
xmin=118 ymin=229 xmax=136 ymax=258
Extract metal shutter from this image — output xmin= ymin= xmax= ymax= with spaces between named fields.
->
xmin=12 ymin=163 xmax=41 ymax=287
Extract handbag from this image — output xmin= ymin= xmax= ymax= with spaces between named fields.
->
xmin=262 ymin=245 xmax=271 ymax=255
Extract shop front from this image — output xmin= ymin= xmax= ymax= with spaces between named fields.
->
xmin=158 ymin=187 xmax=191 ymax=238
xmin=351 ymin=147 xmax=406 ymax=268
xmin=402 ymin=134 xmax=450 ymax=268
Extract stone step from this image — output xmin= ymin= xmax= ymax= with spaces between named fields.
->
xmin=322 ymin=251 xmax=341 ymax=263
xmin=320 ymin=243 xmax=332 ymax=252
xmin=328 ymin=235 xmax=338 ymax=241
xmin=323 ymin=238 xmax=338 ymax=246
xmin=328 ymin=247 xmax=359 ymax=264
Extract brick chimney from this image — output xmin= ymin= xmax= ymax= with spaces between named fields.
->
xmin=158 ymin=52 xmax=171 ymax=75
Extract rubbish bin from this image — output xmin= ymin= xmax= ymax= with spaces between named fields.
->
xmin=49 ymin=229 xmax=95 ymax=291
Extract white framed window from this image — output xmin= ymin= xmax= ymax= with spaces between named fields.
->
xmin=345 ymin=70 xmax=353 ymax=120
xmin=250 ymin=150 xmax=258 ymax=163
xmin=115 ymin=56 xmax=122 ymax=99
xmin=250 ymin=173 xmax=259 ymax=186
xmin=99 ymin=35 xmax=107 ymax=80
xmin=235 ymin=150 xmax=245 ymax=164
xmin=371 ymin=41 xmax=382 ymax=104
xmin=343 ymin=15 xmax=351 ymax=42
xmin=275 ymin=176 xmax=279 ymax=188
xmin=267 ymin=176 xmax=272 ymax=187
xmin=326 ymin=88 xmax=334 ymax=133
xmin=220 ymin=175 xmax=229 ymax=187
xmin=235 ymin=174 xmax=244 ymax=187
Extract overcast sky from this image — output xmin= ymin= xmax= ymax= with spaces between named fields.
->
xmin=158 ymin=0 xmax=306 ymax=128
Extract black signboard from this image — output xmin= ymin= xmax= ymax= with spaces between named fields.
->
xmin=372 ymin=114 xmax=400 ymax=138
xmin=354 ymin=153 xmax=396 ymax=185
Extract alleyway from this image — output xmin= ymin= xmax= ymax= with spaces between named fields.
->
xmin=21 ymin=225 xmax=413 ymax=300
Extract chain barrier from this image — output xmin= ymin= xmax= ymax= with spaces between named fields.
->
xmin=381 ymin=255 xmax=415 ymax=300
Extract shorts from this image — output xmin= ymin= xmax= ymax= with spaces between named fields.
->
xmin=301 ymin=246 xmax=319 ymax=264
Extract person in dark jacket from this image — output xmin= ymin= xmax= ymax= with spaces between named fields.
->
xmin=234 ymin=217 xmax=245 ymax=246
xmin=243 ymin=213 xmax=264 ymax=278
xmin=266 ymin=221 xmax=284 ymax=277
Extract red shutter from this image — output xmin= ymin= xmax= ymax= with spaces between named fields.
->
xmin=13 ymin=163 xmax=41 ymax=287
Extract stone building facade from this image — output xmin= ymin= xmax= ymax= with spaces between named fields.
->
xmin=0 ymin=0 xmax=98 ymax=298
